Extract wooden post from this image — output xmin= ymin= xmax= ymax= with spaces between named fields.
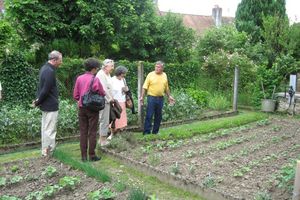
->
xmin=137 ymin=61 xmax=144 ymax=130
xmin=293 ymin=161 xmax=300 ymax=200
xmin=233 ymin=66 xmax=239 ymax=112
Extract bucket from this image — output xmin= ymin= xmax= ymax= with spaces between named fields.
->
xmin=261 ymin=99 xmax=276 ymax=112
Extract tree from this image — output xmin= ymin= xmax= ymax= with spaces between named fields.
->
xmin=5 ymin=0 xmax=159 ymax=60
xmin=196 ymin=25 xmax=248 ymax=63
xmin=235 ymin=0 xmax=287 ymax=43
xmin=153 ymin=12 xmax=195 ymax=63
xmin=288 ymin=23 xmax=300 ymax=60
xmin=261 ymin=15 xmax=290 ymax=67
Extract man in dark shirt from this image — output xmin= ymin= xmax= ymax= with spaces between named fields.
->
xmin=33 ymin=50 xmax=62 ymax=156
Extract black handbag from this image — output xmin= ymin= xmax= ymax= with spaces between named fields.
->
xmin=82 ymin=76 xmax=105 ymax=112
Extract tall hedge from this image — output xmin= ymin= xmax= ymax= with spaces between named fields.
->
xmin=0 ymin=51 xmax=37 ymax=105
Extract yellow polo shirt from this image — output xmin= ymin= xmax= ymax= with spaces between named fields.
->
xmin=143 ymin=71 xmax=169 ymax=96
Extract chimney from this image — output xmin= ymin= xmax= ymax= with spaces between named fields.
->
xmin=212 ymin=5 xmax=222 ymax=27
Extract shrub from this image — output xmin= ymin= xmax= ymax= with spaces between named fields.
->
xmin=162 ymin=89 xmax=201 ymax=121
xmin=0 ymin=100 xmax=78 ymax=145
xmin=186 ymin=88 xmax=209 ymax=108
xmin=0 ymin=51 xmax=37 ymax=106
xmin=208 ymin=94 xmax=231 ymax=110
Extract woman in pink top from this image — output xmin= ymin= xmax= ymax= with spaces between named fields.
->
xmin=73 ymin=58 xmax=105 ymax=162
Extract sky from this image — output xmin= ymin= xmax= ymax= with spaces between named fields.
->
xmin=158 ymin=0 xmax=299 ymax=23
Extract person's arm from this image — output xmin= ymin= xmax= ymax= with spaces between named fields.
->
xmin=94 ymin=77 xmax=106 ymax=96
xmin=139 ymin=88 xmax=147 ymax=106
xmin=165 ymin=76 xmax=175 ymax=104
xmin=35 ymin=70 xmax=55 ymax=106
xmin=97 ymin=72 xmax=113 ymax=102
xmin=73 ymin=78 xmax=80 ymax=101
xmin=165 ymin=87 xmax=175 ymax=104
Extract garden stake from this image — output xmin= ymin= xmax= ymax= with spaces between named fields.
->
xmin=293 ymin=160 xmax=300 ymax=200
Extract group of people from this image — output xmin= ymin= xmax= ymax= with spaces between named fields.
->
xmin=33 ymin=50 xmax=174 ymax=162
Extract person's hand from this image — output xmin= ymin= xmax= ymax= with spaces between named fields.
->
xmin=168 ymin=96 xmax=175 ymax=106
xmin=139 ymin=97 xmax=144 ymax=106
xmin=31 ymin=99 xmax=37 ymax=108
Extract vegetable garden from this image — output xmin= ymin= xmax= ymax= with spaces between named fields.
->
xmin=1 ymin=112 xmax=300 ymax=200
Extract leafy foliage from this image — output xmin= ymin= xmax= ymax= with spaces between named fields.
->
xmin=154 ymin=12 xmax=195 ymax=62
xmin=127 ymin=188 xmax=148 ymax=200
xmin=196 ymin=25 xmax=248 ymax=61
xmin=0 ymin=100 xmax=78 ymax=145
xmin=58 ymin=176 xmax=80 ymax=190
xmin=88 ymin=187 xmax=116 ymax=200
xmin=186 ymin=88 xmax=209 ymax=108
xmin=208 ymin=94 xmax=231 ymax=110
xmin=0 ymin=51 xmax=37 ymax=105
xmin=235 ymin=0 xmax=287 ymax=43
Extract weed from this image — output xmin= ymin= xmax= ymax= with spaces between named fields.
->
xmin=188 ymin=164 xmax=195 ymax=175
xmin=107 ymin=136 xmax=130 ymax=153
xmin=25 ymin=191 xmax=44 ymax=200
xmin=170 ymin=162 xmax=180 ymax=175
xmin=272 ymin=125 xmax=282 ymax=132
xmin=141 ymin=145 xmax=153 ymax=154
xmin=59 ymin=176 xmax=80 ymax=190
xmin=208 ymin=94 xmax=230 ymax=110
xmin=43 ymin=185 xmax=61 ymax=198
xmin=199 ymin=149 xmax=206 ymax=155
xmin=271 ymin=136 xmax=281 ymax=143
xmin=184 ymin=150 xmax=196 ymax=158
xmin=240 ymin=148 xmax=249 ymax=156
xmin=224 ymin=154 xmax=236 ymax=162
xmin=256 ymin=119 xmax=270 ymax=126
xmin=113 ymin=180 xmax=126 ymax=192
xmin=10 ymin=165 xmax=19 ymax=173
xmin=149 ymin=194 xmax=159 ymax=200
xmin=10 ymin=175 xmax=23 ymax=184
xmin=42 ymin=166 xmax=57 ymax=178
xmin=0 ymin=195 xmax=22 ymax=200
xmin=166 ymin=140 xmax=183 ymax=149
xmin=254 ymin=191 xmax=272 ymax=200
xmin=0 ymin=177 xmax=7 ymax=186
xmin=88 ymin=187 xmax=116 ymax=200
xmin=276 ymin=162 xmax=295 ymax=191
xmin=202 ymin=173 xmax=216 ymax=188
xmin=25 ymin=174 xmax=39 ymax=181
xmin=127 ymin=188 xmax=148 ymax=200
xmin=233 ymin=166 xmax=251 ymax=177
xmin=23 ymin=160 xmax=30 ymax=168
xmin=148 ymin=153 xmax=161 ymax=166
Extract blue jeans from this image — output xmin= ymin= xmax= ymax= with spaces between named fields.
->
xmin=144 ymin=96 xmax=164 ymax=134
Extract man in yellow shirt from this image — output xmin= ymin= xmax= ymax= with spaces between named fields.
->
xmin=140 ymin=61 xmax=175 ymax=134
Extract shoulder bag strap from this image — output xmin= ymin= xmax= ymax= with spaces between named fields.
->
xmin=88 ymin=75 xmax=96 ymax=92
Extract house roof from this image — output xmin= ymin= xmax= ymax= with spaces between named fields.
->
xmin=158 ymin=11 xmax=234 ymax=35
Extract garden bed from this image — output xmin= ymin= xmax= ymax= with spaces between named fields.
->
xmin=0 ymin=157 xmax=127 ymax=200
xmin=105 ymin=116 xmax=300 ymax=200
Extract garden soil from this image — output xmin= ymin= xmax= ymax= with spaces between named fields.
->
xmin=0 ymin=158 xmax=127 ymax=199
xmin=109 ymin=116 xmax=300 ymax=200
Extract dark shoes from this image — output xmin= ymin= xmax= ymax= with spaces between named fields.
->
xmin=89 ymin=156 xmax=101 ymax=162
xmin=82 ymin=156 xmax=101 ymax=162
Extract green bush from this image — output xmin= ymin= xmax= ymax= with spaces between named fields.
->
xmin=208 ymin=94 xmax=231 ymax=110
xmin=186 ymin=88 xmax=209 ymax=108
xmin=0 ymin=100 xmax=78 ymax=145
xmin=57 ymin=57 xmax=85 ymax=99
xmin=0 ymin=51 xmax=38 ymax=106
xmin=162 ymin=89 xmax=201 ymax=121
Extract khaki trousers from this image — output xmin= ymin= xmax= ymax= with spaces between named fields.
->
xmin=41 ymin=111 xmax=58 ymax=156
xmin=99 ymin=103 xmax=110 ymax=136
